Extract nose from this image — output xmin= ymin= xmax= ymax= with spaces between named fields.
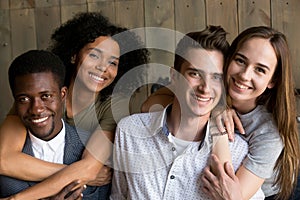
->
xmin=30 ymin=98 xmax=45 ymax=115
xmin=197 ymin=76 xmax=210 ymax=92
xmin=96 ymin=65 xmax=107 ymax=72
xmin=95 ymin=59 xmax=109 ymax=72
xmin=239 ymin=66 xmax=252 ymax=81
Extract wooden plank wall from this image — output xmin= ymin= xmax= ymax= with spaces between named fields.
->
xmin=1 ymin=0 xmax=300 ymax=122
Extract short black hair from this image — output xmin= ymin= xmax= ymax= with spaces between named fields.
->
xmin=8 ymin=50 xmax=66 ymax=93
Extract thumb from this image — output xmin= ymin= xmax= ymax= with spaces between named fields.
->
xmin=224 ymin=162 xmax=235 ymax=179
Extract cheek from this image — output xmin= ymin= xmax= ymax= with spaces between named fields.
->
xmin=227 ymin=63 xmax=239 ymax=75
xmin=109 ymin=67 xmax=118 ymax=79
xmin=256 ymin=78 xmax=272 ymax=92
xmin=212 ymin=83 xmax=223 ymax=97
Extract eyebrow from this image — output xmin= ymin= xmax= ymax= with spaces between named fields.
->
xmin=187 ymin=67 xmax=223 ymax=76
xmin=235 ymin=53 xmax=271 ymax=71
xmin=88 ymin=47 xmax=120 ymax=60
xmin=15 ymin=90 xmax=55 ymax=97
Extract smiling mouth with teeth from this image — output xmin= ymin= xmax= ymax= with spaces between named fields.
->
xmin=192 ymin=94 xmax=211 ymax=102
xmin=234 ymin=80 xmax=248 ymax=89
xmin=89 ymin=73 xmax=105 ymax=82
xmin=31 ymin=116 xmax=49 ymax=124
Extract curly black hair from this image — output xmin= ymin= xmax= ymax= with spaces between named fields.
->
xmin=48 ymin=12 xmax=149 ymax=101
xmin=104 ymin=27 xmax=150 ymax=100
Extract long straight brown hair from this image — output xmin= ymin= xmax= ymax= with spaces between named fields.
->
xmin=224 ymin=26 xmax=299 ymax=200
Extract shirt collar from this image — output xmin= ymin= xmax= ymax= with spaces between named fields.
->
xmin=161 ymin=104 xmax=210 ymax=151
xmin=29 ymin=120 xmax=66 ymax=152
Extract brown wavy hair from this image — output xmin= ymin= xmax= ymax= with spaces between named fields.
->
xmin=224 ymin=26 xmax=299 ymax=200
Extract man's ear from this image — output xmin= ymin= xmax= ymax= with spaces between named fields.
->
xmin=61 ymin=86 xmax=68 ymax=100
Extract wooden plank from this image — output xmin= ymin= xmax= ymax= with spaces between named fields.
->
xmin=61 ymin=0 xmax=87 ymax=5
xmin=238 ymin=0 xmax=270 ymax=32
xmin=0 ymin=0 xmax=9 ymax=9
xmin=206 ymin=0 xmax=238 ymax=42
xmin=35 ymin=0 xmax=60 ymax=8
xmin=115 ymin=0 xmax=144 ymax=28
xmin=144 ymin=0 xmax=175 ymax=80
xmin=175 ymin=0 xmax=206 ymax=34
xmin=87 ymin=1 xmax=116 ymax=23
xmin=115 ymin=0 xmax=147 ymax=113
xmin=272 ymin=0 xmax=300 ymax=88
xmin=9 ymin=0 xmax=35 ymax=9
xmin=144 ymin=0 xmax=176 ymax=62
xmin=35 ymin=6 xmax=61 ymax=49
xmin=144 ymin=0 xmax=174 ymax=28
xmin=144 ymin=0 xmax=175 ymax=84
xmin=0 ymin=9 xmax=13 ymax=123
xmin=10 ymin=8 xmax=36 ymax=57
xmin=61 ymin=4 xmax=88 ymax=23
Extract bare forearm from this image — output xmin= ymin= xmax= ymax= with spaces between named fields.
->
xmin=236 ymin=166 xmax=264 ymax=200
xmin=0 ymin=115 xmax=64 ymax=180
xmin=211 ymin=134 xmax=232 ymax=174
xmin=13 ymin=153 xmax=103 ymax=200
xmin=1 ymin=151 xmax=65 ymax=181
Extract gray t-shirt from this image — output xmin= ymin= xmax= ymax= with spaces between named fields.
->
xmin=237 ymin=105 xmax=283 ymax=197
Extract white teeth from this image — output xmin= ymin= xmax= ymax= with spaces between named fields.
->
xmin=235 ymin=81 xmax=248 ymax=89
xmin=89 ymin=73 xmax=104 ymax=82
xmin=194 ymin=95 xmax=210 ymax=102
xmin=32 ymin=117 xmax=48 ymax=123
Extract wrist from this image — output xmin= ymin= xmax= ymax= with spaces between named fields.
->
xmin=8 ymin=194 xmax=17 ymax=200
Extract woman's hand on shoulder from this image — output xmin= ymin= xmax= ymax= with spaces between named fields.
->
xmin=214 ymin=108 xmax=245 ymax=141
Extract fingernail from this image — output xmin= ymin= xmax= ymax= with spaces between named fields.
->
xmin=83 ymin=184 xmax=87 ymax=189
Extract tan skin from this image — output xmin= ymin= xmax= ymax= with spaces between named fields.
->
xmin=0 ymin=36 xmax=119 ymax=200
xmin=202 ymin=38 xmax=278 ymax=200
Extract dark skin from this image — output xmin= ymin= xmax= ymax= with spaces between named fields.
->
xmin=13 ymin=72 xmax=67 ymax=141
xmin=48 ymin=181 xmax=85 ymax=200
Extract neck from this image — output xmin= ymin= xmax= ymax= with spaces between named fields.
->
xmin=167 ymin=99 xmax=209 ymax=142
xmin=67 ymin=81 xmax=98 ymax=117
xmin=231 ymin=98 xmax=257 ymax=114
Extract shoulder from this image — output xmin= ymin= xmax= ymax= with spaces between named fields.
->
xmin=64 ymin=121 xmax=77 ymax=133
xmin=240 ymin=105 xmax=281 ymax=141
xmin=230 ymin=134 xmax=248 ymax=152
xmin=115 ymin=111 xmax=165 ymax=145
xmin=117 ymin=111 xmax=162 ymax=130
xmin=64 ymin=120 xmax=91 ymax=144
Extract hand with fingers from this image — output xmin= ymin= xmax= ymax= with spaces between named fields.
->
xmin=214 ymin=108 xmax=245 ymax=142
xmin=46 ymin=180 xmax=86 ymax=200
xmin=87 ymin=165 xmax=112 ymax=186
xmin=202 ymin=154 xmax=242 ymax=200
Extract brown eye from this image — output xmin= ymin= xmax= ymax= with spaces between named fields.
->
xmin=235 ymin=58 xmax=245 ymax=65
xmin=18 ymin=97 xmax=30 ymax=103
xmin=256 ymin=67 xmax=266 ymax=74
xmin=41 ymin=94 xmax=52 ymax=100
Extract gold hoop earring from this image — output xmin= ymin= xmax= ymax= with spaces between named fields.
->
xmin=70 ymin=56 xmax=76 ymax=64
